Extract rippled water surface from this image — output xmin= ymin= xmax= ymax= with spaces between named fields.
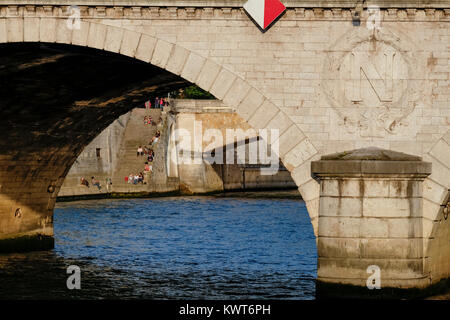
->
xmin=0 ymin=196 xmax=317 ymax=299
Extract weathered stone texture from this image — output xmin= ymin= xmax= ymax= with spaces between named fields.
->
xmin=312 ymin=147 xmax=443 ymax=291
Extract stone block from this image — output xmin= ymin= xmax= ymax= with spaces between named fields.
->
xmin=235 ymin=87 xmax=265 ymax=121
xmin=165 ymin=45 xmax=189 ymax=75
xmin=422 ymin=198 xmax=442 ymax=221
xmin=360 ymin=218 xmax=389 ymax=238
xmin=338 ymin=179 xmax=363 ymax=197
xmin=387 ymin=218 xmax=422 ymax=238
xmin=423 ymin=178 xmax=447 ymax=204
xmin=360 ymin=238 xmax=423 ymax=259
xmin=196 ymin=59 xmax=221 ymax=92
xmin=317 ymin=257 xmax=425 ymax=283
xmin=0 ymin=19 xmax=6 ymax=43
xmin=7 ymin=18 xmax=23 ymax=42
xmin=209 ymin=68 xmax=236 ymax=100
xmin=104 ymin=26 xmax=124 ymax=53
xmin=320 ymin=197 xmax=362 ymax=217
xmin=135 ymin=34 xmax=157 ymax=63
xmin=119 ymin=30 xmax=141 ymax=57
xmin=318 ymin=216 xmax=361 ymax=238
xmin=389 ymin=180 xmax=421 ymax=198
xmin=180 ymin=52 xmax=206 ymax=83
xmin=318 ymin=237 xmax=360 ymax=258
xmin=55 ymin=19 xmax=72 ymax=44
xmin=265 ymin=111 xmax=292 ymax=136
xmin=305 ymin=197 xmax=319 ymax=221
xmin=424 ymin=154 xmax=450 ymax=189
xmin=24 ymin=18 xmax=39 ymax=42
xmin=363 ymin=198 xmax=412 ymax=217
xmin=320 ymin=179 xmax=338 ymax=197
xmin=87 ymin=23 xmax=107 ymax=50
xmin=248 ymin=100 xmax=279 ymax=130
xmin=276 ymin=125 xmax=306 ymax=158
xmin=442 ymin=130 xmax=450 ymax=144
xmin=363 ymin=179 xmax=390 ymax=198
xmin=429 ymin=139 xmax=450 ymax=168
xmin=222 ymin=77 xmax=251 ymax=110
xmin=40 ymin=18 xmax=57 ymax=43
xmin=290 ymin=156 xmax=318 ymax=187
xmin=298 ymin=178 xmax=320 ymax=202
xmin=283 ymin=139 xmax=316 ymax=170
xmin=71 ymin=20 xmax=90 ymax=46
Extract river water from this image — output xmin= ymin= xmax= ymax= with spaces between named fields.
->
xmin=0 ymin=196 xmax=317 ymax=299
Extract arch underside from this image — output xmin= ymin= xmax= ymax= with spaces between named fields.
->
xmin=0 ymin=41 xmax=189 ymax=244
xmin=0 ymin=18 xmax=325 ymax=246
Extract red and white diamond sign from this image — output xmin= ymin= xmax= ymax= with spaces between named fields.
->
xmin=244 ymin=0 xmax=286 ymax=30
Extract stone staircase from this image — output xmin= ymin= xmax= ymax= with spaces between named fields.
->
xmin=112 ymin=108 xmax=162 ymax=188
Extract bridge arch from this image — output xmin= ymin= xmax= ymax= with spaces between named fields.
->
xmin=1 ymin=11 xmax=448 ymax=296
xmin=0 ymin=16 xmax=320 ymax=243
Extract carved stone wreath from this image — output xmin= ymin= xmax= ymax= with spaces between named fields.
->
xmin=321 ymin=27 xmax=428 ymax=138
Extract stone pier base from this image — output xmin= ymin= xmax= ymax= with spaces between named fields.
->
xmin=0 ymin=233 xmax=54 ymax=253
xmin=312 ymin=147 xmax=436 ymax=298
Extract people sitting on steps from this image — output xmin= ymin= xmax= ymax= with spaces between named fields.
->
xmin=137 ymin=146 xmax=143 ymax=156
xmin=91 ymin=176 xmax=101 ymax=190
xmin=80 ymin=177 xmax=89 ymax=188
xmin=150 ymin=131 xmax=161 ymax=146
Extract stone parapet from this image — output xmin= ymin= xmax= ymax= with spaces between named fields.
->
xmin=0 ymin=2 xmax=448 ymax=21
xmin=170 ymin=98 xmax=232 ymax=114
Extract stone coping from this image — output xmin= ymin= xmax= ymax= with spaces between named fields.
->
xmin=0 ymin=0 xmax=448 ymax=9
xmin=311 ymin=159 xmax=432 ymax=176
xmin=312 ymin=147 xmax=432 ymax=176
xmin=320 ymin=147 xmax=422 ymax=161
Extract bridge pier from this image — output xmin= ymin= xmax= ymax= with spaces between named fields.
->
xmin=0 ymin=150 xmax=70 ymax=253
xmin=311 ymin=147 xmax=440 ymax=298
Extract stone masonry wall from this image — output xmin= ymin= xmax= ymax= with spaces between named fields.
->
xmin=0 ymin=1 xmax=448 ymax=288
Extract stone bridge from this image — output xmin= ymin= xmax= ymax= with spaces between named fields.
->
xmin=0 ymin=0 xmax=448 ymax=297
